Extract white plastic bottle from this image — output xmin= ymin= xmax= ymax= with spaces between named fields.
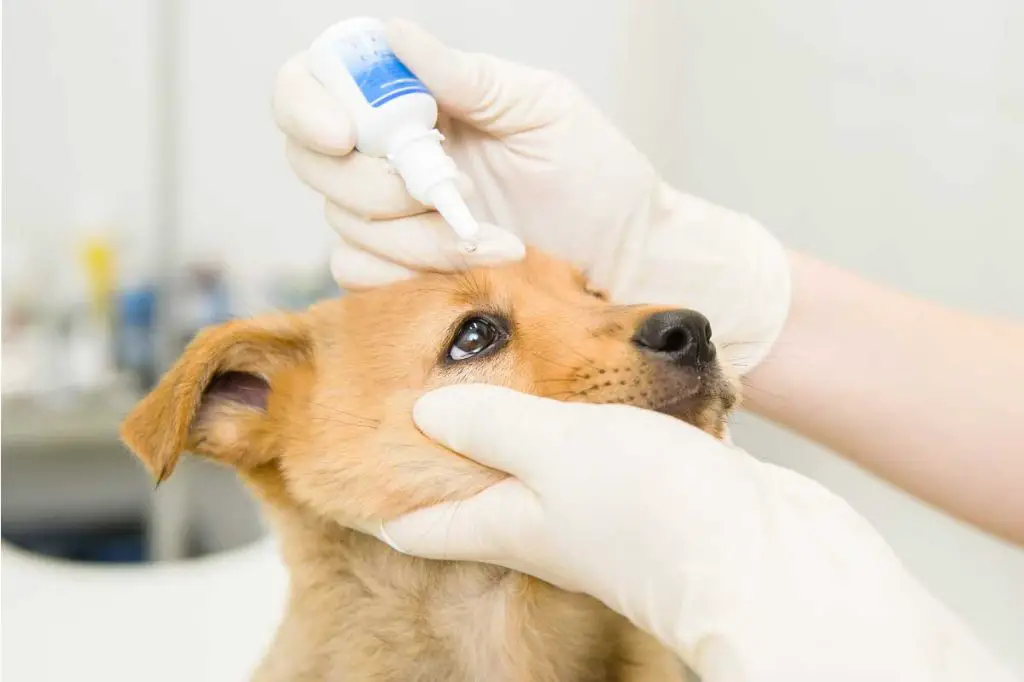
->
xmin=307 ymin=18 xmax=479 ymax=248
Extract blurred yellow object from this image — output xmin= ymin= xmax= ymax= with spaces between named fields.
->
xmin=79 ymin=236 xmax=116 ymax=318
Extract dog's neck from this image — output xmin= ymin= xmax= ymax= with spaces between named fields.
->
xmin=248 ymin=489 xmax=671 ymax=682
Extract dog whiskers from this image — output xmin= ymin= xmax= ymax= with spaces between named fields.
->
xmin=522 ymin=348 xmax=588 ymax=372
xmin=561 ymin=345 xmax=602 ymax=372
xmin=545 ymin=389 xmax=589 ymax=401
xmin=307 ymin=416 xmax=381 ymax=430
xmin=532 ymin=375 xmax=587 ymax=385
xmin=305 ymin=400 xmax=381 ymax=427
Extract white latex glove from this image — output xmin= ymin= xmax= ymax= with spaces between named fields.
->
xmin=380 ymin=385 xmax=1015 ymax=682
xmin=274 ymin=20 xmax=790 ymax=371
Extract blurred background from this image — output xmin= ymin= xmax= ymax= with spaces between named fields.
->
xmin=2 ymin=0 xmax=1022 ymax=678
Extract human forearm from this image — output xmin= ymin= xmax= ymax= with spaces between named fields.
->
xmin=744 ymin=251 xmax=1024 ymax=543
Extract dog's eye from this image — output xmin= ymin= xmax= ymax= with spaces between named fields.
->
xmin=449 ymin=318 xmax=500 ymax=361
xmin=585 ymin=284 xmax=609 ymax=301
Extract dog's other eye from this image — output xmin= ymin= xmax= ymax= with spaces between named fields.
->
xmin=449 ymin=318 xmax=500 ymax=361
xmin=585 ymin=284 xmax=609 ymax=301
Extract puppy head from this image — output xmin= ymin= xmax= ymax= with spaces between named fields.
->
xmin=121 ymin=250 xmax=738 ymax=527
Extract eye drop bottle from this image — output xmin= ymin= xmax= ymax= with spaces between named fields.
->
xmin=307 ymin=18 xmax=479 ymax=249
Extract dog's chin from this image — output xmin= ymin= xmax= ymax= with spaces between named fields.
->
xmin=644 ymin=369 xmax=736 ymax=436
xmin=649 ymin=394 xmax=728 ymax=434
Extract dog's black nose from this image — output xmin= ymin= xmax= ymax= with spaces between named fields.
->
xmin=632 ymin=309 xmax=715 ymax=366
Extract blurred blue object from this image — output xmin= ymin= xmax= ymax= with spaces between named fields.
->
xmin=116 ymin=287 xmax=157 ymax=390
xmin=176 ymin=264 xmax=234 ymax=353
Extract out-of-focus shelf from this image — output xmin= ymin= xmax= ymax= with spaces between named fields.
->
xmin=1 ymin=389 xmax=264 ymax=562
xmin=2 ymin=390 xmax=149 ymax=527
xmin=2 ymin=391 xmax=138 ymax=457
xmin=1 ymin=390 xmax=192 ymax=561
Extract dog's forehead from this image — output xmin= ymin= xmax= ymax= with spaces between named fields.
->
xmin=306 ymin=252 xmax=592 ymax=349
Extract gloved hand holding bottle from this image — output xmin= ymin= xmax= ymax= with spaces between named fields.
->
xmin=274 ymin=19 xmax=790 ymax=372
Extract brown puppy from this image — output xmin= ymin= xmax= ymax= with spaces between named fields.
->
xmin=122 ymin=249 xmax=738 ymax=682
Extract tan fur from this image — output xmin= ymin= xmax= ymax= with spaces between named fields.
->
xmin=121 ymin=250 xmax=738 ymax=682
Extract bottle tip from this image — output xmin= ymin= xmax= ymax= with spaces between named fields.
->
xmin=427 ymin=181 xmax=480 ymax=244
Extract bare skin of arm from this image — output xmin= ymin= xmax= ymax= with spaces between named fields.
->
xmin=744 ymin=252 xmax=1024 ymax=545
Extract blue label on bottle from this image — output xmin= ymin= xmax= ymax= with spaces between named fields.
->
xmin=335 ymin=32 xmax=429 ymax=108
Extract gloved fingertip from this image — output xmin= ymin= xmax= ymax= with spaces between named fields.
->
xmin=378 ymin=504 xmax=467 ymax=560
xmin=376 ymin=519 xmax=408 ymax=554
xmin=412 ymin=385 xmax=475 ymax=439
xmin=462 ymin=225 xmax=526 ymax=265
xmin=412 ymin=384 xmax=540 ymax=467
xmin=274 ymin=54 xmax=356 ymax=155
xmin=348 ymin=516 xmax=404 ymax=550
xmin=381 ymin=482 xmax=535 ymax=564
xmin=384 ymin=18 xmax=434 ymax=54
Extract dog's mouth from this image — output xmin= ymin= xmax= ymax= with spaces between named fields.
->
xmin=648 ymin=366 xmax=735 ymax=425
xmin=555 ymin=358 xmax=735 ymax=435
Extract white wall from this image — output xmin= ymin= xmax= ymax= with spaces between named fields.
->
xmin=2 ymin=0 xmax=158 ymax=295
xmin=4 ymin=0 xmax=1022 ymax=674
xmin=629 ymin=0 xmax=1024 ymax=672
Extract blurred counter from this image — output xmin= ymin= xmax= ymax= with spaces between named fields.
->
xmin=2 ymin=390 xmax=265 ymax=561
xmin=2 ymin=391 xmax=136 ymax=456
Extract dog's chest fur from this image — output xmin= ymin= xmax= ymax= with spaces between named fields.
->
xmin=252 ymin=512 xmax=682 ymax=682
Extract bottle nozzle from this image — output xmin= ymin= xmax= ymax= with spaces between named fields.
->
xmin=426 ymin=180 xmax=480 ymax=250
xmin=386 ymin=132 xmax=480 ymax=250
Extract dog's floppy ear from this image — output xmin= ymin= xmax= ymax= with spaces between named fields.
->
xmin=120 ymin=315 xmax=313 ymax=483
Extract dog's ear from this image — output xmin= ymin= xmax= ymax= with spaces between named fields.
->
xmin=120 ymin=315 xmax=313 ymax=483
